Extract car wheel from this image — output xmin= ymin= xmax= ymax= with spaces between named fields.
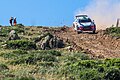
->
xmin=73 ymin=24 xmax=75 ymax=28
xmin=77 ymin=31 xmax=82 ymax=34
xmin=93 ymin=30 xmax=96 ymax=34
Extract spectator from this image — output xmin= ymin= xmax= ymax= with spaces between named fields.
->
xmin=13 ymin=17 xmax=17 ymax=26
xmin=0 ymin=26 xmax=2 ymax=32
xmin=9 ymin=17 xmax=13 ymax=26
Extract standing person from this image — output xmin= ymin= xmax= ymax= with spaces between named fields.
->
xmin=13 ymin=17 xmax=17 ymax=26
xmin=9 ymin=17 xmax=13 ymax=26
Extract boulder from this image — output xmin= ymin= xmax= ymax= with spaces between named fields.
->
xmin=35 ymin=33 xmax=64 ymax=50
xmin=8 ymin=30 xmax=20 ymax=40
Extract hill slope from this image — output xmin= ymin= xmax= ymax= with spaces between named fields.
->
xmin=55 ymin=27 xmax=120 ymax=58
xmin=0 ymin=26 xmax=120 ymax=80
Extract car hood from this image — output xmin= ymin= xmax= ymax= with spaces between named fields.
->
xmin=80 ymin=22 xmax=92 ymax=26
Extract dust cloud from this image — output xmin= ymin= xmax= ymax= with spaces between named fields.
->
xmin=76 ymin=0 xmax=120 ymax=30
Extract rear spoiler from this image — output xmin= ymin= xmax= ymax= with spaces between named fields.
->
xmin=75 ymin=15 xmax=88 ymax=18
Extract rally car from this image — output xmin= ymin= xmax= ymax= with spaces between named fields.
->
xmin=73 ymin=15 xmax=96 ymax=34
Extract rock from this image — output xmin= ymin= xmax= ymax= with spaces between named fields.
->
xmin=8 ymin=30 xmax=20 ymax=40
xmin=65 ymin=46 xmax=74 ymax=52
xmin=1 ymin=44 xmax=7 ymax=48
xmin=35 ymin=33 xmax=64 ymax=50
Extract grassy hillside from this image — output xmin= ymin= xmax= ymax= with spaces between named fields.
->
xmin=0 ymin=49 xmax=120 ymax=80
xmin=0 ymin=25 xmax=120 ymax=80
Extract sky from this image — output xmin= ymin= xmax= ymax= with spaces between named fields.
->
xmin=77 ymin=0 xmax=120 ymax=29
xmin=0 ymin=0 xmax=90 ymax=26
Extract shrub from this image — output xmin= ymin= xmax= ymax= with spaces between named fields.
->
xmin=0 ymin=64 xmax=9 ymax=71
xmin=17 ymin=76 xmax=35 ymax=80
xmin=9 ymin=56 xmax=36 ymax=65
xmin=80 ymin=60 xmax=97 ymax=68
xmin=38 ymin=62 xmax=56 ymax=67
xmin=9 ymin=56 xmax=57 ymax=65
xmin=6 ymin=40 xmax=36 ymax=50
xmin=3 ymin=76 xmax=35 ymax=80
xmin=45 ymin=50 xmax=61 ymax=56
xmin=0 ymin=50 xmax=28 ymax=59
xmin=97 ymin=66 xmax=104 ymax=72
xmin=106 ymin=27 xmax=120 ymax=34
xmin=80 ymin=69 xmax=101 ymax=80
xmin=105 ymin=58 xmax=120 ymax=67
xmin=59 ymin=59 xmax=120 ymax=80
xmin=31 ymin=50 xmax=61 ymax=56
xmin=105 ymin=68 xmax=120 ymax=80
xmin=7 ymin=50 xmax=60 ymax=65
xmin=105 ymin=27 xmax=120 ymax=37
xmin=15 ymin=24 xmax=24 ymax=28
xmin=12 ymin=50 xmax=28 ymax=55
xmin=72 ymin=52 xmax=90 ymax=60
xmin=0 ymin=26 xmax=25 ymax=37
xmin=11 ymin=27 xmax=24 ymax=33
xmin=0 ymin=27 xmax=9 ymax=37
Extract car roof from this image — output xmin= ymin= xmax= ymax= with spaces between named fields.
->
xmin=75 ymin=15 xmax=88 ymax=18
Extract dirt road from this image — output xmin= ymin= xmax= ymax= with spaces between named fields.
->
xmin=55 ymin=28 xmax=120 ymax=58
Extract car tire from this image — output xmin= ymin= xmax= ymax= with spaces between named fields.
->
xmin=73 ymin=24 xmax=75 ymax=28
xmin=93 ymin=30 xmax=96 ymax=34
xmin=77 ymin=31 xmax=82 ymax=34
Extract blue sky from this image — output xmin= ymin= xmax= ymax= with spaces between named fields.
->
xmin=0 ymin=0 xmax=90 ymax=26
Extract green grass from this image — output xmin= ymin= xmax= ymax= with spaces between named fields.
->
xmin=0 ymin=26 xmax=120 ymax=80
xmin=5 ymin=40 xmax=36 ymax=50
xmin=60 ymin=59 xmax=120 ymax=80
xmin=106 ymin=27 xmax=120 ymax=37
xmin=0 ymin=49 xmax=120 ymax=80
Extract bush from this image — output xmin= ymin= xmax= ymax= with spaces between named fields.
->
xmin=0 ymin=50 xmax=28 ymax=59
xmin=0 ymin=26 xmax=25 ymax=37
xmin=9 ymin=56 xmax=36 ymax=65
xmin=15 ymin=24 xmax=24 ymax=28
xmin=0 ymin=27 xmax=9 ymax=37
xmin=5 ymin=50 xmax=61 ymax=65
xmin=105 ymin=68 xmax=120 ymax=80
xmin=106 ymin=27 xmax=120 ymax=34
xmin=0 ymin=64 xmax=9 ymax=71
xmin=6 ymin=40 xmax=36 ymax=50
xmin=59 ymin=59 xmax=120 ymax=80
xmin=9 ymin=54 xmax=57 ymax=65
xmin=31 ymin=50 xmax=61 ymax=56
xmin=106 ymin=27 xmax=120 ymax=37
xmin=17 ymin=76 xmax=35 ymax=80
xmin=12 ymin=27 xmax=24 ymax=33
xmin=105 ymin=58 xmax=120 ymax=67
xmin=3 ymin=76 xmax=35 ymax=80
xmin=44 ymin=50 xmax=61 ymax=56
xmin=72 ymin=52 xmax=90 ymax=60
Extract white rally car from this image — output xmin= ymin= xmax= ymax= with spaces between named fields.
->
xmin=73 ymin=15 xmax=96 ymax=34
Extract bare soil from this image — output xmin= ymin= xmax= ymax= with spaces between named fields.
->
xmin=54 ymin=27 xmax=120 ymax=59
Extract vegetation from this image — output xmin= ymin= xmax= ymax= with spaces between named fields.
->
xmin=106 ymin=27 xmax=120 ymax=37
xmin=0 ymin=26 xmax=25 ymax=37
xmin=60 ymin=58 xmax=120 ymax=80
xmin=0 ymin=49 xmax=120 ymax=80
xmin=5 ymin=40 xmax=36 ymax=50
xmin=0 ymin=26 xmax=120 ymax=80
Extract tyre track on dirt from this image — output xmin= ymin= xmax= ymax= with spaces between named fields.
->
xmin=55 ymin=28 xmax=120 ymax=58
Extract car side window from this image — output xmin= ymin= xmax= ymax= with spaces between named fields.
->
xmin=75 ymin=19 xmax=80 ymax=23
xmin=75 ymin=19 xmax=77 ymax=22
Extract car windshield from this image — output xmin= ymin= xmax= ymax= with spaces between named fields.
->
xmin=79 ymin=18 xmax=91 ymax=23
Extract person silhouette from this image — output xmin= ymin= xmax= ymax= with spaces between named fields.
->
xmin=13 ymin=17 xmax=17 ymax=26
xmin=9 ymin=17 xmax=13 ymax=26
